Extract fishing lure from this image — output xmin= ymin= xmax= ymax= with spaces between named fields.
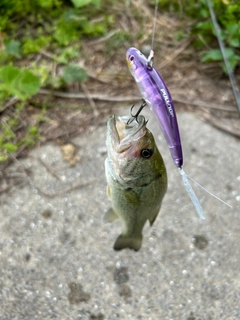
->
xmin=126 ymin=47 xmax=231 ymax=219
xmin=126 ymin=47 xmax=183 ymax=169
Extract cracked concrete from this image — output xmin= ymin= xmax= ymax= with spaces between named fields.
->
xmin=0 ymin=106 xmax=239 ymax=320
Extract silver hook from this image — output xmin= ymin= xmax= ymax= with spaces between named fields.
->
xmin=127 ymin=100 xmax=147 ymax=125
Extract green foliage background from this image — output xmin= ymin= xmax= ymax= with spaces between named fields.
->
xmin=0 ymin=0 xmax=110 ymax=161
xmin=0 ymin=0 xmax=239 ymax=162
xmin=158 ymin=0 xmax=240 ymax=71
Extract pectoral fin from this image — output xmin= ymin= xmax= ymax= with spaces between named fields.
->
xmin=102 ymin=208 xmax=119 ymax=224
xmin=123 ymin=188 xmax=140 ymax=205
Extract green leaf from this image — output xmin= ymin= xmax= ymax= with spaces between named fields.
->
xmin=4 ymin=40 xmax=22 ymax=58
xmin=4 ymin=143 xmax=17 ymax=153
xmin=196 ymin=21 xmax=212 ymax=31
xmin=226 ymin=23 xmax=239 ymax=36
xmin=201 ymin=49 xmax=222 ymax=62
xmin=36 ymin=0 xmax=56 ymax=8
xmin=57 ymin=46 xmax=79 ymax=64
xmin=63 ymin=9 xmax=86 ymax=23
xmin=63 ymin=64 xmax=88 ymax=84
xmin=222 ymin=57 xmax=239 ymax=74
xmin=199 ymin=8 xmax=209 ymax=18
xmin=70 ymin=0 xmax=100 ymax=8
xmin=16 ymin=70 xmax=41 ymax=95
xmin=0 ymin=66 xmax=41 ymax=99
xmin=229 ymin=37 xmax=240 ymax=48
xmin=201 ymin=48 xmax=235 ymax=62
xmin=53 ymin=23 xmax=79 ymax=46
xmin=28 ymin=126 xmax=38 ymax=135
xmin=0 ymin=66 xmax=21 ymax=84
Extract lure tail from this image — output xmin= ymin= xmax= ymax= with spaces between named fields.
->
xmin=178 ymin=167 xmax=205 ymax=220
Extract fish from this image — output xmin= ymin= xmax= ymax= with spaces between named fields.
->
xmin=104 ymin=114 xmax=167 ymax=251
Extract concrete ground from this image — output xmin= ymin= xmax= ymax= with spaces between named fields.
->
xmin=0 ymin=106 xmax=239 ymax=320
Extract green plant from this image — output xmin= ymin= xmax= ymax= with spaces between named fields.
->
xmin=62 ymin=64 xmax=88 ymax=84
xmin=158 ymin=0 xmax=240 ymax=73
xmin=70 ymin=0 xmax=100 ymax=8
xmin=0 ymin=66 xmax=41 ymax=100
xmin=0 ymin=0 xmax=114 ymax=162
xmin=201 ymin=47 xmax=240 ymax=73
xmin=20 ymin=126 xmax=41 ymax=147
xmin=195 ymin=14 xmax=240 ymax=72
xmin=0 ymin=102 xmax=21 ymax=161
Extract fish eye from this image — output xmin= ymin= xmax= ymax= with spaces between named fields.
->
xmin=141 ymin=148 xmax=153 ymax=159
xmin=129 ymin=55 xmax=134 ymax=61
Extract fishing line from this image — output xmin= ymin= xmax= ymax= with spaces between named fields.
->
xmin=185 ymin=173 xmax=232 ymax=208
xmin=147 ymin=0 xmax=158 ymax=67
xmin=179 ymin=167 xmax=232 ymax=220
xmin=206 ymin=0 xmax=240 ymax=114
xmin=151 ymin=0 xmax=158 ymax=52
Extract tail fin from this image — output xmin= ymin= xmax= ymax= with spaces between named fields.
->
xmin=114 ymin=234 xmax=142 ymax=251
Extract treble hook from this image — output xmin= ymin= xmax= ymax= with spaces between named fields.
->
xmin=127 ymin=99 xmax=147 ymax=125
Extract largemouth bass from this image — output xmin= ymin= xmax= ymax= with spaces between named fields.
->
xmin=104 ymin=114 xmax=167 ymax=251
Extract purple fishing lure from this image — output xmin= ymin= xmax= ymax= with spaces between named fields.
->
xmin=126 ymin=47 xmax=183 ymax=168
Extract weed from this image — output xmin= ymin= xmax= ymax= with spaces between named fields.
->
xmin=0 ymin=0 xmax=111 ymax=162
xmin=158 ymin=0 xmax=240 ymax=73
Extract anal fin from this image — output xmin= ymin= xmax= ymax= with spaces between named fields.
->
xmin=102 ymin=208 xmax=119 ymax=224
xmin=148 ymin=210 xmax=159 ymax=226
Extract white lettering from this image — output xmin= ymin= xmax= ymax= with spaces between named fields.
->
xmin=160 ymin=89 xmax=174 ymax=117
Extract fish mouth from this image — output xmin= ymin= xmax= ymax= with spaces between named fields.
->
xmin=107 ymin=114 xmax=146 ymax=153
